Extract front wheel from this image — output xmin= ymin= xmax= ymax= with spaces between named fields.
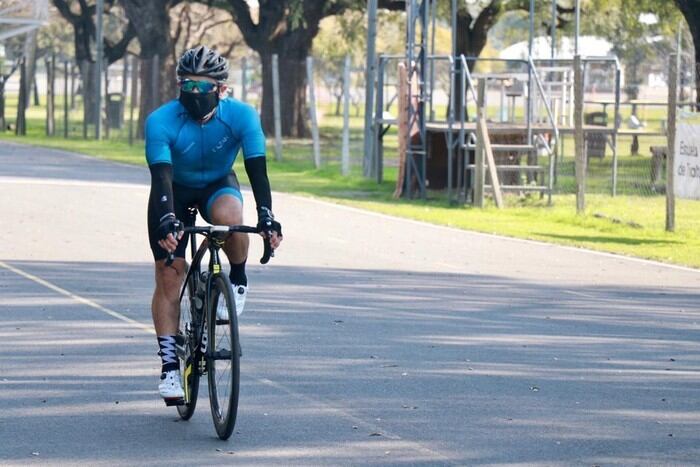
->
xmin=207 ymin=273 xmax=240 ymax=440
xmin=176 ymin=273 xmax=201 ymax=420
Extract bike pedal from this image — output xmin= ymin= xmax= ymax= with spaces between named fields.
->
xmin=164 ymin=397 xmax=185 ymax=407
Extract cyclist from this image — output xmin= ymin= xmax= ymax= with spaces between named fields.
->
xmin=145 ymin=46 xmax=283 ymax=404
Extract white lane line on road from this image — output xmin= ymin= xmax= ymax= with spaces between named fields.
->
xmin=0 ymin=260 xmax=155 ymax=334
xmin=287 ymin=194 xmax=700 ymax=275
xmin=0 ymin=176 xmax=148 ymax=190
xmin=0 ymin=259 xmax=456 ymax=462
xmin=257 ymin=377 xmax=459 ymax=465
xmin=564 ymin=290 xmax=598 ymax=299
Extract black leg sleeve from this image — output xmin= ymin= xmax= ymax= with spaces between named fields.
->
xmin=243 ymin=156 xmax=272 ymax=211
xmin=148 ymin=163 xmax=176 ymax=222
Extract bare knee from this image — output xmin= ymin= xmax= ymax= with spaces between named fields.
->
xmin=155 ymin=260 xmax=185 ymax=304
xmin=209 ymin=195 xmax=243 ymax=225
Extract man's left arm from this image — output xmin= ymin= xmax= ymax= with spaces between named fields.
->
xmin=240 ymin=106 xmax=282 ymax=244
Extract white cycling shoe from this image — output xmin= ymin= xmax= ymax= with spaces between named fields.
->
xmin=159 ymin=370 xmax=184 ymax=405
xmin=215 ymin=284 xmax=248 ymax=320
xmin=233 ymin=285 xmax=247 ymax=316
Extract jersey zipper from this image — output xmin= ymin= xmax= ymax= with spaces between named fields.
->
xmin=200 ymin=122 xmax=204 ymax=187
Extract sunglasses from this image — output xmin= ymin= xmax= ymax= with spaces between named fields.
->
xmin=179 ymin=79 xmax=218 ymax=94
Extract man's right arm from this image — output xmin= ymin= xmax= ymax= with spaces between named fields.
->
xmin=145 ymin=113 xmax=178 ymax=241
xmin=149 ymin=163 xmax=175 ymax=226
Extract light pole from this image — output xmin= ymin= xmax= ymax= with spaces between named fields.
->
xmin=363 ymin=0 xmax=378 ymax=178
xmin=95 ymin=0 xmax=104 ymax=139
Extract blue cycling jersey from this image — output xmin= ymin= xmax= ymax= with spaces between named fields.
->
xmin=145 ymin=97 xmax=266 ymax=188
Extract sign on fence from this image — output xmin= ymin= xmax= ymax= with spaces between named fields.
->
xmin=673 ymin=122 xmax=700 ymax=200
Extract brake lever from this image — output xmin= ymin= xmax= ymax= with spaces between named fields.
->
xmin=260 ymin=230 xmax=275 ymax=264
xmin=164 ymin=221 xmax=183 ymax=267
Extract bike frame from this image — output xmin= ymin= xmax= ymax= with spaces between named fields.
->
xmin=177 ymin=221 xmax=271 ymax=404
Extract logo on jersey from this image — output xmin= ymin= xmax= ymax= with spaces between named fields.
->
xmin=212 ymin=135 xmax=230 ymax=153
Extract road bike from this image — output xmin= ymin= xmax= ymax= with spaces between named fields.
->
xmin=168 ymin=208 xmax=273 ymax=440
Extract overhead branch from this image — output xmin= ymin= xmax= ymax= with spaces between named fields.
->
xmin=52 ymin=0 xmax=80 ymax=25
xmin=226 ymin=0 xmax=260 ymax=44
xmin=377 ymin=0 xmax=405 ymax=11
xmin=105 ymin=22 xmax=137 ymax=64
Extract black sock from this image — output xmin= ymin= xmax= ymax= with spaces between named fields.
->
xmin=229 ymin=259 xmax=247 ymax=286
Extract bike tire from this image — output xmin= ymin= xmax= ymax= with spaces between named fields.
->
xmin=207 ymin=273 xmax=240 ymax=440
xmin=176 ymin=274 xmax=201 ymax=420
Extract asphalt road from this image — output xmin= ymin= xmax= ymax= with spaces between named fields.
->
xmin=1 ymin=141 xmax=699 ymax=466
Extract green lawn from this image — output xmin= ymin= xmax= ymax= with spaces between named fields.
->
xmin=2 ymin=96 xmax=698 ymax=269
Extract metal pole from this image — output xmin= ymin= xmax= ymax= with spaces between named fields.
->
xmin=63 ymin=60 xmax=69 ymax=138
xmin=429 ymin=0 xmax=436 ymax=121
xmin=574 ymin=0 xmax=581 ymax=56
xmin=94 ymin=0 xmax=104 ymax=139
xmin=342 ymin=54 xmax=351 ymax=177
xmin=574 ymin=54 xmax=585 ymax=214
xmin=70 ymin=62 xmax=75 ymax=109
xmin=151 ymin=54 xmax=159 ymax=112
xmin=611 ymin=67 xmax=621 ymax=196
xmin=475 ymin=80 xmax=485 ymax=208
xmin=307 ymin=57 xmax=321 ymax=169
xmin=551 ymin=0 xmax=557 ymax=60
xmin=128 ymin=55 xmax=138 ymax=145
xmin=122 ymin=55 xmax=129 ymax=96
xmin=666 ymin=54 xmax=678 ymax=232
xmin=271 ymin=54 xmax=282 ymax=161
xmin=528 ymin=0 xmax=535 ymax=58
xmin=46 ymin=53 xmax=55 ymax=136
xmin=375 ymin=57 xmax=386 ymax=184
xmin=15 ymin=58 xmax=26 ymax=135
xmin=451 ymin=0 xmax=457 ymax=61
xmin=363 ymin=0 xmax=378 ymax=178
xmin=104 ymin=62 xmax=109 ymax=139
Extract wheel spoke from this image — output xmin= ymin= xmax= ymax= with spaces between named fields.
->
xmin=207 ymin=274 xmax=240 ymax=439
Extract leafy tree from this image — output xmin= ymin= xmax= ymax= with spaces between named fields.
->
xmin=673 ymin=0 xmax=700 ymax=108
xmin=585 ymin=0 xmax=680 ymax=100
xmin=118 ymin=1 xmax=242 ymax=137
xmin=52 ymin=0 xmax=136 ymax=123
xmin=445 ymin=0 xmax=574 ymax=69
xmin=121 ymin=0 xmax=182 ymax=138
xmin=313 ymin=10 xmax=403 ymax=115
xmin=214 ymin=0 xmax=405 ymax=137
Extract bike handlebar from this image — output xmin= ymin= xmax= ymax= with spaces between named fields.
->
xmin=164 ymin=224 xmax=274 ymax=267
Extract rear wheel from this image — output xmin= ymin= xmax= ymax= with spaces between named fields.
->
xmin=207 ymin=273 xmax=240 ymax=440
xmin=176 ymin=273 xmax=201 ymax=420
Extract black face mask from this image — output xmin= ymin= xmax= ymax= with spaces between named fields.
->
xmin=179 ymin=90 xmax=219 ymax=121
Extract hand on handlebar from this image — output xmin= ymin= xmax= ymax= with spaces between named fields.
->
xmin=157 ymin=214 xmax=184 ymax=254
xmin=256 ymin=207 xmax=283 ymax=250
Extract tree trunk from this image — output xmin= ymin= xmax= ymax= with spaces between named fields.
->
xmin=122 ymin=0 xmax=177 ymax=139
xmin=46 ymin=54 xmax=55 ymax=136
xmin=23 ymin=30 xmax=38 ymax=108
xmin=456 ymin=10 xmax=495 ymax=65
xmin=454 ymin=6 xmax=500 ymax=120
xmin=136 ymin=54 xmax=177 ymax=138
xmin=259 ymin=50 xmax=309 ymax=137
xmin=78 ymin=59 xmax=97 ymax=125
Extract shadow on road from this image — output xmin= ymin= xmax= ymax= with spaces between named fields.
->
xmin=1 ymin=260 xmax=699 ymax=465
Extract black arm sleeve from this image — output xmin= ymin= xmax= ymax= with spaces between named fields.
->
xmin=244 ymin=156 xmax=272 ymax=211
xmin=148 ymin=163 xmax=175 ymax=222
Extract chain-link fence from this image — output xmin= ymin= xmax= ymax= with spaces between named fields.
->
xmin=0 ymin=51 xmax=378 ymax=176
